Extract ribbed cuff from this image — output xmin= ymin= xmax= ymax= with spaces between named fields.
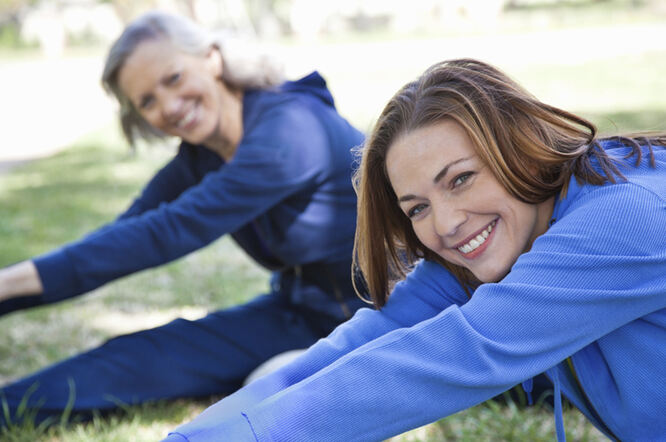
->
xmin=0 ymin=294 xmax=44 ymax=316
xmin=32 ymin=247 xmax=81 ymax=303
xmin=169 ymin=412 xmax=258 ymax=442
xmin=162 ymin=432 xmax=189 ymax=442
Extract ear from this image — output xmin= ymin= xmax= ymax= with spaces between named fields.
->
xmin=206 ymin=45 xmax=224 ymax=79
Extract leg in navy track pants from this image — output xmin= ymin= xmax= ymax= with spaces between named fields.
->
xmin=0 ymin=292 xmax=338 ymax=427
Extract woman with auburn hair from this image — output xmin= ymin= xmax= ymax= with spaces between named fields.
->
xmin=165 ymin=59 xmax=665 ymax=442
xmin=0 ymin=11 xmax=366 ymax=427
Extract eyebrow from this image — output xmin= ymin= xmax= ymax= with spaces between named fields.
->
xmin=397 ymin=156 xmax=473 ymax=203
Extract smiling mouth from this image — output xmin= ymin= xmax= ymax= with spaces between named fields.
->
xmin=456 ymin=220 xmax=497 ymax=254
xmin=176 ymin=105 xmax=197 ymax=129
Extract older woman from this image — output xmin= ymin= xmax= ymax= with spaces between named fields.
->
xmin=165 ymin=59 xmax=665 ymax=441
xmin=0 ymin=11 xmax=365 ymax=426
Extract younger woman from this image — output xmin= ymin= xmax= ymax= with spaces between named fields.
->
xmin=165 ymin=59 xmax=665 ymax=441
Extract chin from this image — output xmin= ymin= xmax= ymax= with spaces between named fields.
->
xmin=472 ymin=267 xmax=507 ymax=284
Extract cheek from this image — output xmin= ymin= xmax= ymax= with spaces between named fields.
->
xmin=410 ymin=221 xmax=425 ymax=242
xmin=199 ymin=90 xmax=218 ymax=119
xmin=141 ymin=110 xmax=163 ymax=128
xmin=199 ymin=78 xmax=218 ymax=102
xmin=412 ymin=222 xmax=437 ymax=251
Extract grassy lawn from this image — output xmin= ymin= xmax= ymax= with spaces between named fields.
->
xmin=1 ymin=37 xmax=664 ymax=442
xmin=1 ymin=133 xmax=612 ymax=442
xmin=0 ymin=127 xmax=269 ymax=441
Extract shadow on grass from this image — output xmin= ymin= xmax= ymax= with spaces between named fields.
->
xmin=0 ymin=143 xmax=160 ymax=262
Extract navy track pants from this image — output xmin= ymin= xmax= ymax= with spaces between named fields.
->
xmin=0 ymin=292 xmax=340 ymax=427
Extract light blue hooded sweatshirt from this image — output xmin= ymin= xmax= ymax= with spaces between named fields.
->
xmin=165 ymin=141 xmax=666 ymax=441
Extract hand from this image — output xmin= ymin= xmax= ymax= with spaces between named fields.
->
xmin=0 ymin=260 xmax=44 ymax=302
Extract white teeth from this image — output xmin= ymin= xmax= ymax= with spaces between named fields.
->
xmin=457 ymin=221 xmax=496 ymax=254
xmin=177 ymin=108 xmax=196 ymax=128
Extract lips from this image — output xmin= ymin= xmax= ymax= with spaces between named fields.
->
xmin=175 ymin=103 xmax=198 ymax=131
xmin=455 ymin=219 xmax=497 ymax=257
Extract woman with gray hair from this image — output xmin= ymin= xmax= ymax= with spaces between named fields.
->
xmin=0 ymin=10 xmax=365 ymax=427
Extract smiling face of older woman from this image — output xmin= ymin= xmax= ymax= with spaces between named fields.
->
xmin=117 ymin=38 xmax=243 ymax=158
xmin=386 ymin=118 xmax=555 ymax=283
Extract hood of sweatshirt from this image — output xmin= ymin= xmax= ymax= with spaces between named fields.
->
xmin=278 ymin=71 xmax=336 ymax=108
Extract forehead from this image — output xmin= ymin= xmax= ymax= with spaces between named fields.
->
xmin=391 ymin=119 xmax=473 ymax=157
xmin=386 ymin=119 xmax=476 ymax=187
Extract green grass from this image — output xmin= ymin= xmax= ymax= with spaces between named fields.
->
xmin=1 ymin=40 xmax=664 ymax=442
xmin=0 ymin=129 xmax=269 ymax=442
xmin=318 ymin=42 xmax=666 ymax=137
xmin=0 ymin=126 xmax=269 ymax=387
xmin=391 ymin=393 xmax=606 ymax=442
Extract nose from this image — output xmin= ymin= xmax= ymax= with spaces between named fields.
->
xmin=431 ymin=200 xmax=466 ymax=238
xmin=160 ymin=92 xmax=181 ymax=123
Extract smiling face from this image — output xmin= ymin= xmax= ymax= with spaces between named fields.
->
xmin=117 ymin=38 xmax=242 ymax=156
xmin=385 ymin=119 xmax=554 ymax=283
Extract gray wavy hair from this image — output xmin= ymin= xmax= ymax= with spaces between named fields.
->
xmin=102 ymin=10 xmax=285 ymax=145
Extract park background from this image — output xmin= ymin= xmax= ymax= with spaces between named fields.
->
xmin=1 ymin=0 xmax=665 ymax=440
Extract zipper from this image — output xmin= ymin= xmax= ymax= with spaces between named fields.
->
xmin=566 ymin=357 xmax=619 ymax=441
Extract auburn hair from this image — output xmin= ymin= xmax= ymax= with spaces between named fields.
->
xmin=353 ymin=58 xmax=664 ymax=308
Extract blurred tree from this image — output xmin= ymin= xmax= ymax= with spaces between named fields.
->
xmin=108 ymin=0 xmax=159 ymax=23
xmin=0 ymin=0 xmax=38 ymax=18
xmin=181 ymin=0 xmax=196 ymax=19
xmin=107 ymin=0 xmax=210 ymax=24
xmin=244 ymin=0 xmax=290 ymax=36
xmin=0 ymin=0 xmax=38 ymax=49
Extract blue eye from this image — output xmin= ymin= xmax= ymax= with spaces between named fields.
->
xmin=407 ymin=203 xmax=427 ymax=218
xmin=453 ymin=172 xmax=473 ymax=187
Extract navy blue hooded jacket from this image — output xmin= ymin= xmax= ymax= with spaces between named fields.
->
xmin=22 ymin=72 xmax=365 ymax=320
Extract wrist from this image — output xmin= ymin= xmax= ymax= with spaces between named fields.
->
xmin=0 ymin=261 xmax=43 ymax=300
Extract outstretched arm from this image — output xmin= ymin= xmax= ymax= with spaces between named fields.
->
xmin=166 ymin=181 xmax=666 ymax=442
xmin=0 ymin=260 xmax=44 ymax=315
xmin=116 ymin=144 xmax=212 ymax=221
xmin=167 ymin=260 xmax=468 ymax=441
xmin=0 ymin=145 xmax=200 ymax=316
xmin=0 ymin=261 xmax=43 ymax=299
xmin=14 ymin=102 xmax=336 ymax=311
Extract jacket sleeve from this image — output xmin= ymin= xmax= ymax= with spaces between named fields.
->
xmin=32 ymin=101 xmax=330 ymax=304
xmin=116 ymin=145 xmax=201 ymax=221
xmin=166 ymin=181 xmax=666 ymax=442
xmin=165 ymin=260 xmax=468 ymax=441
xmin=0 ymin=147 xmax=200 ymax=316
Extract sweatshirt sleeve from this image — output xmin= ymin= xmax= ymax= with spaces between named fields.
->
xmin=165 ymin=260 xmax=468 ymax=441
xmin=33 ymin=101 xmax=330 ymax=303
xmin=167 ymin=181 xmax=666 ymax=441
xmin=116 ymin=145 xmax=201 ymax=221
xmin=0 ymin=147 xmax=204 ymax=316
